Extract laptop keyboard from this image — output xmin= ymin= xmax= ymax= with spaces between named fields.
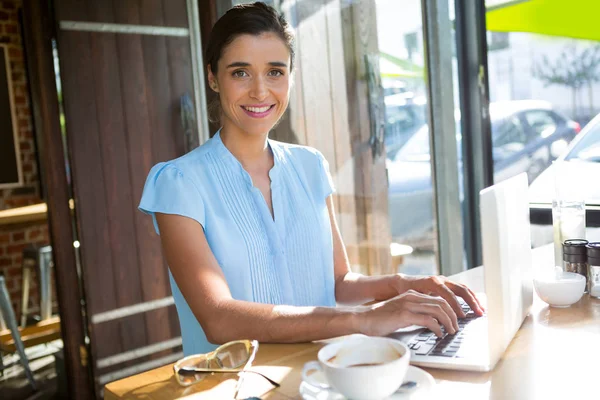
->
xmin=407 ymin=299 xmax=484 ymax=358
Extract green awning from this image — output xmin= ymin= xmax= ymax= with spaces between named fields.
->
xmin=379 ymin=52 xmax=424 ymax=79
xmin=486 ymin=0 xmax=600 ymax=42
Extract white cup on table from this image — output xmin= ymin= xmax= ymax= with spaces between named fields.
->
xmin=302 ymin=335 xmax=410 ymax=400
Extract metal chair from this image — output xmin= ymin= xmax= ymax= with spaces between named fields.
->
xmin=21 ymin=245 xmax=54 ymax=327
xmin=0 ymin=275 xmax=37 ymax=389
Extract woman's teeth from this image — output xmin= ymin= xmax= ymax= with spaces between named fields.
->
xmin=244 ymin=105 xmax=271 ymax=113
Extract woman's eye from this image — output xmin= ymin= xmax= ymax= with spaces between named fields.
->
xmin=268 ymin=70 xmax=284 ymax=77
xmin=232 ymin=70 xmax=248 ymax=78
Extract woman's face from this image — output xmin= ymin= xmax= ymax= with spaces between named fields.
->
xmin=208 ymin=32 xmax=291 ymax=137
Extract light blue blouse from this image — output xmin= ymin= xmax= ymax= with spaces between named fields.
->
xmin=139 ymin=131 xmax=337 ymax=355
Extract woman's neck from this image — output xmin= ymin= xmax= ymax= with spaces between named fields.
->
xmin=220 ymin=124 xmax=272 ymax=171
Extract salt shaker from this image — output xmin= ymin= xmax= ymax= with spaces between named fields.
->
xmin=587 ymin=242 xmax=600 ymax=298
xmin=563 ymin=239 xmax=589 ymax=292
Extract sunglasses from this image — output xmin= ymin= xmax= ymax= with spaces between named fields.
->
xmin=173 ymin=340 xmax=280 ymax=398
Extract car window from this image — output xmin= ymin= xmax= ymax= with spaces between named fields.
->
xmin=384 ymin=87 xmax=405 ymax=97
xmin=493 ymin=116 xmax=527 ymax=147
xmin=386 ymin=106 xmax=416 ymax=129
xmin=523 ymin=110 xmax=557 ymax=139
xmin=566 ymin=122 xmax=600 ymax=162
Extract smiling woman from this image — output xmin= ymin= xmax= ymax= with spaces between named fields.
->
xmin=138 ymin=1 xmax=483 ymax=359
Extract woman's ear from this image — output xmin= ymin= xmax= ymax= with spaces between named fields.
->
xmin=207 ymin=65 xmax=219 ymax=93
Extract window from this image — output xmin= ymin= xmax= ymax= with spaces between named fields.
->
xmin=493 ymin=116 xmax=527 ymax=148
xmin=565 ymin=120 xmax=600 ymax=163
xmin=523 ymin=110 xmax=558 ymax=139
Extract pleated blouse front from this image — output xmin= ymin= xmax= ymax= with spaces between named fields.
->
xmin=139 ymin=131 xmax=337 ymax=355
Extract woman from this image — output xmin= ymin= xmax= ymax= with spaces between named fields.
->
xmin=139 ymin=2 xmax=483 ymax=356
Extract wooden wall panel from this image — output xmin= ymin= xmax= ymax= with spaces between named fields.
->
xmin=111 ymin=0 xmax=167 ymax=353
xmin=323 ymin=0 xmax=360 ymax=267
xmin=85 ymin=1 xmax=149 ymax=359
xmin=56 ymin=1 xmax=124 ymax=370
xmin=138 ymin=2 xmax=184 ymax=343
xmin=22 ymin=0 xmax=95 ymax=396
xmin=280 ymin=0 xmax=390 ymax=275
xmin=57 ymin=0 xmax=188 ymax=27
xmin=347 ymin=0 xmax=391 ymax=275
xmin=54 ymin=0 xmax=193 ymax=391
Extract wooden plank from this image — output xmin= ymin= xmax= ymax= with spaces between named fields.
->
xmin=0 ymin=202 xmax=47 ymax=225
xmin=0 ymin=316 xmax=60 ymax=341
xmin=109 ymin=1 xmax=174 ymax=356
xmin=55 ymin=0 xmax=123 ymax=370
xmin=296 ymin=1 xmax=336 ymax=160
xmin=0 ymin=317 xmax=61 ymax=352
xmin=295 ymin=0 xmax=344 ymax=243
xmin=139 ymin=1 xmax=177 ymax=163
xmin=341 ymin=0 xmax=391 ymax=275
xmin=162 ymin=1 xmax=193 ymax=338
xmin=197 ymin=0 xmax=220 ymax=137
xmin=139 ymin=0 xmax=183 ymax=344
xmin=340 ymin=2 xmax=368 ymax=274
xmin=21 ymin=0 xmax=95 ymax=397
xmin=0 ymin=329 xmax=62 ymax=353
xmin=55 ymin=0 xmax=187 ymax=27
xmin=324 ymin=0 xmax=360 ymax=267
xmin=85 ymin=0 xmax=149 ymax=360
xmin=272 ymin=1 xmax=306 ymax=145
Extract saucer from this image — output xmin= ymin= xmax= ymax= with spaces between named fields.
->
xmin=299 ymin=365 xmax=436 ymax=400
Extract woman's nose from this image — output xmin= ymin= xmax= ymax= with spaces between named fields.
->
xmin=249 ymin=77 xmax=268 ymax=100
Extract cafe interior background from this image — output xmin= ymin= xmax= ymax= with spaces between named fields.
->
xmin=0 ymin=0 xmax=599 ymax=398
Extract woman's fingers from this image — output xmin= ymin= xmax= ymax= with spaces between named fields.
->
xmin=404 ymin=311 xmax=443 ymax=338
xmin=466 ymin=286 xmax=486 ymax=313
xmin=446 ymin=282 xmax=485 ymax=316
xmin=407 ymin=302 xmax=457 ymax=335
xmin=432 ymin=283 xmax=466 ymax=319
xmin=404 ymin=290 xmax=459 ymax=331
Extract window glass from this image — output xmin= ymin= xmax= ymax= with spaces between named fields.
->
xmin=524 ymin=110 xmax=558 ymax=138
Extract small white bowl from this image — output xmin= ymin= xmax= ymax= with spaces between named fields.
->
xmin=533 ymin=271 xmax=586 ymax=308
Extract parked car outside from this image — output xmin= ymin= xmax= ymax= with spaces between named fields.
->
xmin=529 ymin=113 xmax=600 ymax=247
xmin=387 ymin=100 xmax=580 ymax=248
xmin=384 ymin=100 xmax=427 ymax=160
xmin=382 ymin=78 xmax=427 ymax=160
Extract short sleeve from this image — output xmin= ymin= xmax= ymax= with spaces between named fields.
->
xmin=315 ymin=151 xmax=336 ymax=199
xmin=138 ymin=163 xmax=205 ymax=234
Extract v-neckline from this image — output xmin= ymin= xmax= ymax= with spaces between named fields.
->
xmin=214 ymin=130 xmax=281 ymax=224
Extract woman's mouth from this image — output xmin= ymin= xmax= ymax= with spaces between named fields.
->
xmin=241 ymin=104 xmax=276 ymax=118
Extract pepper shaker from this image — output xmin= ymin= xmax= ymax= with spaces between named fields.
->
xmin=587 ymin=242 xmax=600 ymax=298
xmin=563 ymin=239 xmax=589 ymax=292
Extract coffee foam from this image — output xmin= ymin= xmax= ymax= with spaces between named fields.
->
xmin=328 ymin=339 xmax=402 ymax=367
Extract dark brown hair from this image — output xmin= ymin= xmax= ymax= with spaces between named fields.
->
xmin=205 ymin=2 xmax=295 ymax=124
xmin=205 ymin=2 xmax=295 ymax=74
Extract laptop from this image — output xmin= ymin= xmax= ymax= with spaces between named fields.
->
xmin=389 ymin=172 xmax=534 ymax=372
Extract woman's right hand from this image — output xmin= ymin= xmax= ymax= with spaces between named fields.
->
xmin=359 ymin=290 xmax=460 ymax=338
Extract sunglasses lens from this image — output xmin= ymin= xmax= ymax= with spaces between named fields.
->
xmin=175 ymin=355 xmax=210 ymax=386
xmin=216 ymin=342 xmax=251 ymax=369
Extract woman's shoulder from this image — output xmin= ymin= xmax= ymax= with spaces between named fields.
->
xmin=147 ymin=137 xmax=216 ymax=178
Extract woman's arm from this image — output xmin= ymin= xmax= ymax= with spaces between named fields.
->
xmin=329 ymin=197 xmax=485 ymax=316
xmin=156 ymin=212 xmax=460 ymax=344
xmin=157 ymin=212 xmax=365 ymax=344
xmin=328 ymin=196 xmax=406 ymax=305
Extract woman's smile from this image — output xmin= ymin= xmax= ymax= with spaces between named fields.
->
xmin=241 ymin=104 xmax=276 ymax=118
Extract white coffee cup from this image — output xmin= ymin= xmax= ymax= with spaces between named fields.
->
xmin=302 ymin=336 xmax=410 ymax=400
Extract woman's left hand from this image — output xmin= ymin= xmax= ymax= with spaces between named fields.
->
xmin=394 ymin=275 xmax=485 ymax=318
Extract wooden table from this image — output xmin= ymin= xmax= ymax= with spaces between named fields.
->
xmin=105 ymin=247 xmax=600 ymax=399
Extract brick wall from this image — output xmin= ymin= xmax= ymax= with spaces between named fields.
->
xmin=0 ymin=0 xmax=53 ymax=323
xmin=0 ymin=223 xmax=50 ymax=318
